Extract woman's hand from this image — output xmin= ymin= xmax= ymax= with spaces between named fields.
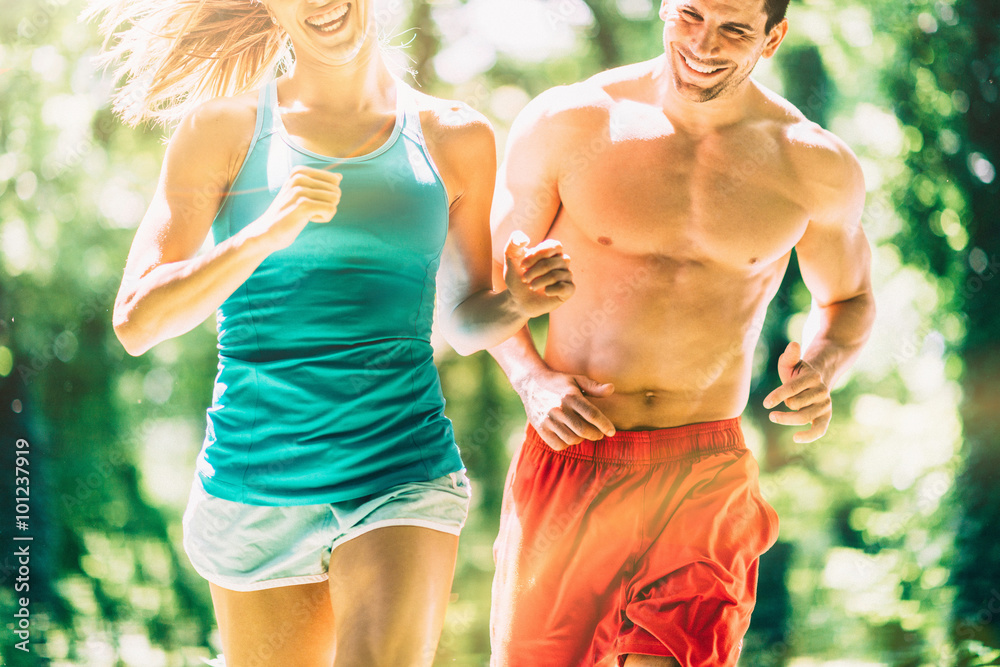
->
xmin=252 ymin=166 xmax=343 ymax=250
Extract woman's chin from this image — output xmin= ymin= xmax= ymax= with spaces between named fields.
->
xmin=301 ymin=28 xmax=374 ymax=66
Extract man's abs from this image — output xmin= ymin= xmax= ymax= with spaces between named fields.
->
xmin=541 ymin=219 xmax=788 ymax=430
xmin=545 ymin=321 xmax=753 ymax=430
xmin=532 ymin=82 xmax=817 ymax=430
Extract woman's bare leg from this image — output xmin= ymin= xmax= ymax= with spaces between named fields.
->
xmin=209 ymin=580 xmax=335 ymax=667
xmin=327 ymin=525 xmax=460 ymax=667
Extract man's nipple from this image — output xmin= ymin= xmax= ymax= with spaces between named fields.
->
xmin=598 ymin=236 xmax=613 ymax=246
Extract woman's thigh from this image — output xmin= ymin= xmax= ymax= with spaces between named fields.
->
xmin=327 ymin=525 xmax=460 ymax=667
xmin=209 ymin=580 xmax=335 ymax=667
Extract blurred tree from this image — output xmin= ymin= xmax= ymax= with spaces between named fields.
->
xmin=0 ymin=0 xmax=987 ymax=664
xmin=579 ymin=0 xmax=623 ymax=67
xmin=0 ymin=1 xmax=217 ymax=663
xmin=405 ymin=0 xmax=440 ymax=87
xmin=878 ymin=0 xmax=1000 ymax=660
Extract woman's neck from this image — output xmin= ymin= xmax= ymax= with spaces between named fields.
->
xmin=279 ymin=39 xmax=395 ymax=114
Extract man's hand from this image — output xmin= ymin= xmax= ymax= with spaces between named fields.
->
xmin=763 ymin=341 xmax=832 ymax=443
xmin=504 ymin=231 xmax=575 ymax=319
xmin=519 ymin=369 xmax=616 ymax=450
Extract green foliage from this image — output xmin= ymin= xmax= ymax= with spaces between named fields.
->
xmin=0 ymin=1 xmax=217 ymax=663
xmin=0 ymin=0 xmax=992 ymax=664
xmin=875 ymin=0 xmax=1000 ymax=658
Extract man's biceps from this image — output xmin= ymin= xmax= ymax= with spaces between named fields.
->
xmin=798 ymin=212 xmax=870 ymax=264
xmin=799 ymin=266 xmax=871 ymax=308
xmin=490 ymin=219 xmax=532 ymax=265
xmin=795 ymin=243 xmax=858 ymax=299
xmin=501 ymin=159 xmax=559 ymax=211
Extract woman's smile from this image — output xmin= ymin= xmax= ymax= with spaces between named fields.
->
xmin=304 ymin=2 xmax=351 ymax=35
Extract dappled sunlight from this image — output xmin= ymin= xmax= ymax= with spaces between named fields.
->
xmin=2 ymin=0 xmax=997 ymax=664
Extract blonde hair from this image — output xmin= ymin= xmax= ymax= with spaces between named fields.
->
xmin=88 ymin=0 xmax=291 ymax=127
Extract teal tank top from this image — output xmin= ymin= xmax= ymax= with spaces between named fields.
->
xmin=195 ymin=78 xmax=463 ymax=505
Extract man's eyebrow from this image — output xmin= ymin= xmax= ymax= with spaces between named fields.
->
xmin=677 ymin=4 xmax=757 ymax=32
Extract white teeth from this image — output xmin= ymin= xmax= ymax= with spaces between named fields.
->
xmin=683 ymin=54 xmax=721 ymax=74
xmin=306 ymin=3 xmax=349 ymax=29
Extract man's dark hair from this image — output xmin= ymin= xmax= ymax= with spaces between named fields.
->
xmin=764 ymin=0 xmax=790 ymax=32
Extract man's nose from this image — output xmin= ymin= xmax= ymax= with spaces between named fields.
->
xmin=690 ymin=26 xmax=721 ymax=57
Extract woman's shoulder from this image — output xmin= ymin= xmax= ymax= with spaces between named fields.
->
xmin=175 ymin=90 xmax=260 ymax=141
xmin=407 ymin=86 xmax=495 ymax=159
xmin=403 ymin=85 xmax=496 ymax=199
xmin=163 ymin=90 xmax=262 ymax=186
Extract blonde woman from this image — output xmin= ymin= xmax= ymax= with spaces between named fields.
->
xmin=93 ymin=1 xmax=574 ymax=664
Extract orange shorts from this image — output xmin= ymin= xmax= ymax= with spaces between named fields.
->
xmin=490 ymin=418 xmax=779 ymax=667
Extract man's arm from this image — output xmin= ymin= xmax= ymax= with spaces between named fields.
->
xmin=488 ymin=90 xmax=616 ymax=450
xmin=764 ymin=132 xmax=876 ymax=443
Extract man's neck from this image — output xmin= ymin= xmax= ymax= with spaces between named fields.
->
xmin=650 ymin=55 xmax=758 ymax=134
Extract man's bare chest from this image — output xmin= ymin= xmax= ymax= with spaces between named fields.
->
xmin=557 ymin=125 xmax=811 ymax=267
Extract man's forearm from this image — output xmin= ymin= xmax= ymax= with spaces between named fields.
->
xmin=803 ymin=290 xmax=876 ymax=387
xmin=488 ymin=325 xmax=550 ymax=394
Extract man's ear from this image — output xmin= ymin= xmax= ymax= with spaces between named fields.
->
xmin=761 ymin=18 xmax=789 ymax=58
xmin=659 ymin=0 xmax=670 ymax=21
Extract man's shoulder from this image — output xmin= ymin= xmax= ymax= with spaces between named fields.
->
xmin=784 ymin=121 xmax=863 ymax=204
xmin=753 ymin=85 xmax=865 ymax=220
xmin=519 ymin=80 xmax=612 ymax=129
xmin=753 ymin=83 xmax=859 ymax=177
xmin=583 ymin=59 xmax=659 ymax=97
xmin=514 ymin=61 xmax=656 ymax=136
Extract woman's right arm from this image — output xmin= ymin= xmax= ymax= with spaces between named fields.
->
xmin=112 ymin=97 xmax=342 ymax=356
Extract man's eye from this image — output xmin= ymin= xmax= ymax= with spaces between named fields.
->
xmin=683 ymin=10 xmax=702 ymax=20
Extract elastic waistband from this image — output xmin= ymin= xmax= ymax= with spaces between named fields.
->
xmin=525 ymin=417 xmax=745 ymax=465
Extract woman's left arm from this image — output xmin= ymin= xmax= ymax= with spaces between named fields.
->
xmin=425 ymin=102 xmax=574 ymax=356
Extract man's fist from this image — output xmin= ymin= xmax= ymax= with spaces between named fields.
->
xmin=503 ymin=231 xmax=575 ymax=318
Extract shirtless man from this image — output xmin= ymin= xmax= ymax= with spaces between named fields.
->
xmin=488 ymin=0 xmax=875 ymax=665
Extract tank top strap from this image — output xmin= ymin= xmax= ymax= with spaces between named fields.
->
xmin=259 ymin=79 xmax=282 ymax=138
xmin=395 ymin=79 xmax=450 ymax=205
xmin=396 ymin=79 xmax=427 ymax=143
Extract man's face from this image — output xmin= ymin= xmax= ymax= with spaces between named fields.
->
xmin=660 ymin=0 xmax=782 ymax=103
